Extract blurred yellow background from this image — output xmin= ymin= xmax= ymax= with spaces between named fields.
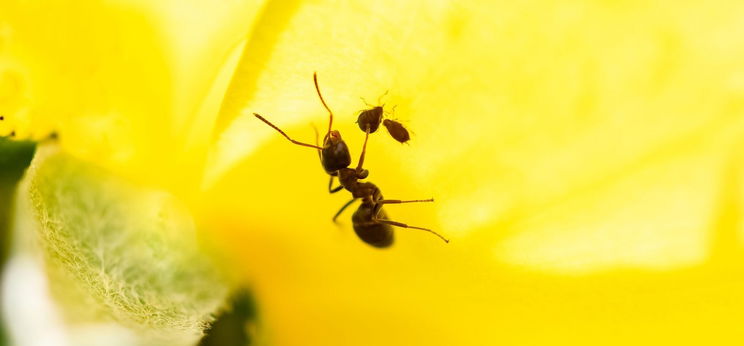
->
xmin=4 ymin=0 xmax=744 ymax=345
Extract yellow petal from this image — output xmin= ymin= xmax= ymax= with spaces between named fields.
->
xmin=204 ymin=1 xmax=744 ymax=345
xmin=0 ymin=0 xmax=265 ymax=194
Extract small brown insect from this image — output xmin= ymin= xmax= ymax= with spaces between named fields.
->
xmin=382 ymin=119 xmax=410 ymax=143
xmin=356 ymin=106 xmax=383 ymax=133
xmin=355 ymin=91 xmax=389 ymax=134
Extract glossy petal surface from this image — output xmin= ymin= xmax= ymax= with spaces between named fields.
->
xmin=204 ymin=1 xmax=744 ymax=345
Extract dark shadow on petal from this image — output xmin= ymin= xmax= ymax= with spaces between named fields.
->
xmin=199 ymin=289 xmax=258 ymax=346
xmin=0 ymin=138 xmax=36 ymax=345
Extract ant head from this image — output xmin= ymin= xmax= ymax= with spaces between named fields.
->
xmin=321 ymin=131 xmax=352 ymax=174
xmin=328 ymin=130 xmax=343 ymax=143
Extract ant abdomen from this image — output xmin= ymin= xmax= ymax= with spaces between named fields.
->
xmin=352 ymin=205 xmax=394 ymax=248
xmin=356 ymin=106 xmax=383 ymax=133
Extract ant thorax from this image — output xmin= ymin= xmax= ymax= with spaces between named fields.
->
xmin=337 ymin=168 xmax=359 ymax=190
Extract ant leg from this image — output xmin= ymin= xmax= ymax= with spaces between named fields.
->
xmin=373 ymin=217 xmax=449 ymax=243
xmin=333 ymin=198 xmax=359 ymax=222
xmin=254 ymin=113 xmax=323 ymax=150
xmin=328 ymin=176 xmax=343 ymax=193
xmin=355 ymin=127 xmax=371 ymax=173
xmin=379 ymin=198 xmax=434 ymax=204
xmin=313 ymin=72 xmax=334 ymax=138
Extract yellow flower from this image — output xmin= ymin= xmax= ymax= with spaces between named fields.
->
xmin=5 ymin=0 xmax=744 ymax=345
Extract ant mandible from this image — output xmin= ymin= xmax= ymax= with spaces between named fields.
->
xmin=253 ymin=73 xmax=448 ymax=247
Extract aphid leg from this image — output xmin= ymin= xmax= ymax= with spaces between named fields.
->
xmin=355 ymin=126 xmax=371 ymax=173
xmin=254 ymin=113 xmax=323 ymax=150
xmin=379 ymin=198 xmax=434 ymax=204
xmin=361 ymin=91 xmax=389 ymax=108
xmin=377 ymin=90 xmax=389 ymax=105
xmin=333 ymin=198 xmax=359 ymax=222
xmin=313 ymin=72 xmax=334 ymax=139
xmin=373 ymin=218 xmax=449 ymax=243
xmin=386 ymin=104 xmax=398 ymax=117
xmin=360 ymin=97 xmax=373 ymax=108
xmin=328 ymin=176 xmax=343 ymax=193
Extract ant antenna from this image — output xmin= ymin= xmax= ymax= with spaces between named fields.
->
xmin=253 ymin=113 xmax=323 ymax=150
xmin=313 ymin=72 xmax=334 ymax=139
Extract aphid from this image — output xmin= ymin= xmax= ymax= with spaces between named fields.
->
xmin=253 ymin=73 xmax=448 ymax=247
xmin=355 ymin=91 xmax=388 ymax=133
xmin=382 ymin=119 xmax=411 ymax=143
xmin=356 ymin=106 xmax=382 ymax=133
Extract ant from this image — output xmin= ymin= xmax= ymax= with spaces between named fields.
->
xmin=253 ymin=73 xmax=448 ymax=247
